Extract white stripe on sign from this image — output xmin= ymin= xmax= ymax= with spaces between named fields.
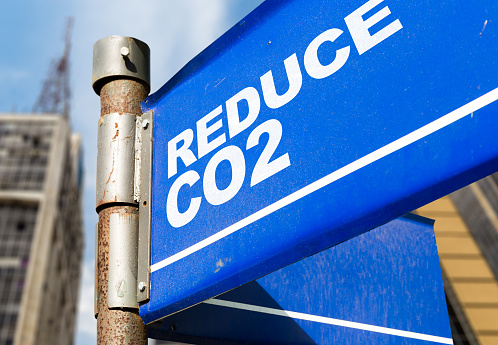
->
xmin=151 ymin=87 xmax=498 ymax=273
xmin=204 ymin=299 xmax=454 ymax=344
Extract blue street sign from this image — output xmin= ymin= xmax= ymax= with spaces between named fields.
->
xmin=139 ymin=0 xmax=498 ymax=323
xmin=149 ymin=215 xmax=453 ymax=344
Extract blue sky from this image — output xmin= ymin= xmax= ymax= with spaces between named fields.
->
xmin=0 ymin=1 xmax=264 ymax=343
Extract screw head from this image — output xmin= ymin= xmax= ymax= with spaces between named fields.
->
xmin=142 ymin=119 xmax=149 ymax=129
xmin=120 ymin=46 xmax=130 ymax=57
xmin=138 ymin=282 xmax=146 ymax=292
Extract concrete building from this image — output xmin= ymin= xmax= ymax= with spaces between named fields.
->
xmin=0 ymin=114 xmax=84 ymax=345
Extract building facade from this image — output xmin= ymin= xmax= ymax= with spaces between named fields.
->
xmin=417 ymin=176 xmax=498 ymax=345
xmin=0 ymin=114 xmax=84 ymax=345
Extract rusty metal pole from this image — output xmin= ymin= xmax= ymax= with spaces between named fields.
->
xmin=92 ymin=36 xmax=150 ymax=344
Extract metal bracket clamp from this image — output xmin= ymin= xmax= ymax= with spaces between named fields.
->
xmin=92 ymin=36 xmax=150 ymax=95
xmin=137 ymin=111 xmax=153 ymax=303
xmin=96 ymin=113 xmax=138 ymax=209
xmin=108 ymin=212 xmax=139 ymax=308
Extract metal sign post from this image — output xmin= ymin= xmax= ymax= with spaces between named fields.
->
xmin=93 ymin=36 xmax=150 ymax=344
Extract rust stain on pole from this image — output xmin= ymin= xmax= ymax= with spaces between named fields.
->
xmin=97 ymin=206 xmax=147 ymax=344
xmin=97 ymin=81 xmax=148 ymax=344
xmin=100 ymin=79 xmax=148 ymax=117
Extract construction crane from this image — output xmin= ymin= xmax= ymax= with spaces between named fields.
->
xmin=32 ymin=17 xmax=73 ymax=119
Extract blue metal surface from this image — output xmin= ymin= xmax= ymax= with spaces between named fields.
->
xmin=149 ymin=215 xmax=453 ymax=344
xmin=140 ymin=0 xmax=498 ymax=323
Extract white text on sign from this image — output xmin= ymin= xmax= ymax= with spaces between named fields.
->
xmin=166 ymin=0 xmax=403 ymax=228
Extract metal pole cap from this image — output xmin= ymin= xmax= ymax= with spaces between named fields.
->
xmin=92 ymin=36 xmax=150 ymax=95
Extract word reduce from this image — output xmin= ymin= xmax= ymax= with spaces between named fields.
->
xmin=166 ymin=0 xmax=403 ymax=228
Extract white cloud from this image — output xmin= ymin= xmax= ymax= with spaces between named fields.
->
xmin=75 ymin=261 xmax=97 ymax=345
xmin=141 ymin=0 xmax=230 ymax=91
xmin=0 ymin=67 xmax=29 ymax=83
